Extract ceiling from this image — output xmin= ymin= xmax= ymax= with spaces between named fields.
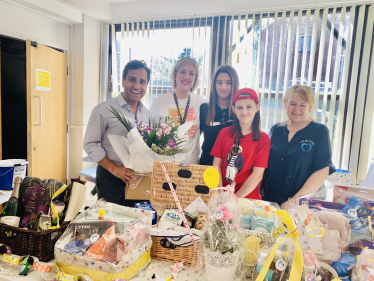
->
xmin=2 ymin=0 xmax=371 ymax=24
xmin=104 ymin=0 xmax=145 ymax=2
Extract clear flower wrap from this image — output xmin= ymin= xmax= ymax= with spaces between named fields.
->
xmin=108 ymin=122 xmax=192 ymax=173
xmin=198 ymin=187 xmax=246 ymax=281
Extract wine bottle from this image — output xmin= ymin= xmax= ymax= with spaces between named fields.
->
xmin=0 ymin=176 xmax=22 ymax=227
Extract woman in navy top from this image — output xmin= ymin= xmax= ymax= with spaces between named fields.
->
xmin=262 ymin=85 xmax=336 ymax=209
xmin=199 ymin=65 xmax=239 ymax=165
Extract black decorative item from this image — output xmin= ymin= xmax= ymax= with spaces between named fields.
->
xmin=195 ymin=185 xmax=210 ymax=194
xmin=162 ymin=182 xmax=177 ymax=191
xmin=177 ymin=170 xmax=192 ymax=178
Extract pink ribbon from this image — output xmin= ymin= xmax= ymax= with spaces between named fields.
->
xmin=212 ymin=185 xmax=239 ymax=204
xmin=159 ymin=162 xmax=198 ymax=251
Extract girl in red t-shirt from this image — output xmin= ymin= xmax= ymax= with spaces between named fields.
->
xmin=210 ymin=88 xmax=270 ymax=199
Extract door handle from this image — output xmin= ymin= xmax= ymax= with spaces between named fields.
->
xmin=34 ymin=95 xmax=42 ymax=126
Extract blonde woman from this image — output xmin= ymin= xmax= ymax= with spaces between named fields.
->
xmin=150 ymin=57 xmax=206 ymax=164
xmin=199 ymin=65 xmax=239 ymax=165
xmin=262 ymin=85 xmax=336 ymax=209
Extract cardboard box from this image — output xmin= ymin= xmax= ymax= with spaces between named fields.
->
xmin=125 ymin=173 xmax=152 ymax=200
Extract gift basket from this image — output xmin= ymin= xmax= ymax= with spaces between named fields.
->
xmin=250 ymin=205 xmax=343 ymax=281
xmin=199 ymin=187 xmax=246 ymax=281
xmin=149 ymin=161 xmax=216 ymax=266
xmin=298 ymin=195 xmax=374 ymax=280
xmin=238 ymin=198 xmax=279 ymax=279
xmin=54 ymin=199 xmax=153 ymax=281
xmin=0 ymin=177 xmax=71 ymax=261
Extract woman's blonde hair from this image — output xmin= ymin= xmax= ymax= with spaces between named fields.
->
xmin=283 ymin=84 xmax=315 ymax=108
xmin=171 ymin=57 xmax=199 ymax=93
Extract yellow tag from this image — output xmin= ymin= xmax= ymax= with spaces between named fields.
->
xmin=203 ymin=168 xmax=219 ymax=189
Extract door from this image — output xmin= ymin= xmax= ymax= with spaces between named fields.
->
xmin=0 ymin=45 xmax=2 ymax=159
xmin=26 ymin=40 xmax=67 ymax=182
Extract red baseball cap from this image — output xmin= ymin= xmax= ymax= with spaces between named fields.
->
xmin=232 ymin=88 xmax=259 ymax=105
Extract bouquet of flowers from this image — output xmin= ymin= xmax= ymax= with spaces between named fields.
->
xmin=108 ymin=107 xmax=192 ymax=173
xmin=201 ymin=189 xmax=246 ymax=281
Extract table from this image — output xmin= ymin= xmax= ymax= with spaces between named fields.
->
xmin=0 ymin=258 xmax=251 ymax=281
xmin=0 ymin=259 xmax=202 ymax=281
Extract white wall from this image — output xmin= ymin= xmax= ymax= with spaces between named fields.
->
xmin=111 ymin=0 xmax=371 ymax=20
xmin=0 ymin=1 xmax=101 ymax=181
xmin=0 ymin=1 xmax=70 ymax=51
xmin=68 ymin=14 xmax=101 ymax=181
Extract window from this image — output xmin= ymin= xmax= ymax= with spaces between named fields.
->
xmin=110 ymin=19 xmax=212 ymax=106
xmin=229 ymin=8 xmax=354 ymax=165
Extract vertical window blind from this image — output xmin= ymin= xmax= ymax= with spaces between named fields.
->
xmin=107 ymin=5 xmax=374 ymax=173
xmin=229 ymin=7 xmax=354 ymax=167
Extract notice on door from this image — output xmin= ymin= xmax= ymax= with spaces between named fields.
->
xmin=36 ymin=69 xmax=51 ymax=91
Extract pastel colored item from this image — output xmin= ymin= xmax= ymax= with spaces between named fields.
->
xmin=84 ymin=225 xmax=115 ymax=261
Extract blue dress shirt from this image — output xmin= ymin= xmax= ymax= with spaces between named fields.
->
xmin=83 ymin=94 xmax=152 ymax=167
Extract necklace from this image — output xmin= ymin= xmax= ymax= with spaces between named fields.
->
xmin=173 ymin=92 xmax=191 ymax=125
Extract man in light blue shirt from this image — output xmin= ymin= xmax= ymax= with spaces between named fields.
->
xmin=83 ymin=60 xmax=152 ymax=206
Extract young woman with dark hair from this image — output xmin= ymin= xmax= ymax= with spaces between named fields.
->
xmin=210 ymin=88 xmax=270 ymax=199
xmin=199 ymin=65 xmax=239 ymax=165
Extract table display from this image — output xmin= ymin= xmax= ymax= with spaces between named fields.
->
xmin=2 ymin=163 xmax=374 ymax=281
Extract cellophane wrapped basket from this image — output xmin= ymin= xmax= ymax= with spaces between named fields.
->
xmin=54 ymin=199 xmax=153 ymax=281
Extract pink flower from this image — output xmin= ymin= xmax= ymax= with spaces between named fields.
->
xmin=160 ymin=123 xmax=167 ymax=129
xmin=156 ymin=128 xmax=163 ymax=139
xmin=219 ymin=205 xmax=234 ymax=222
xmin=164 ymin=127 xmax=171 ymax=135
xmin=231 ymin=224 xmax=238 ymax=230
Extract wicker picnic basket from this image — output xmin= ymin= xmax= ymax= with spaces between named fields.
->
xmin=0 ymin=221 xmax=70 ymax=262
xmin=150 ymin=161 xmax=217 ymax=266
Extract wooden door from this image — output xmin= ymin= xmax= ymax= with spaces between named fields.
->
xmin=26 ymin=40 xmax=67 ymax=182
xmin=0 ymin=46 xmax=2 ymax=159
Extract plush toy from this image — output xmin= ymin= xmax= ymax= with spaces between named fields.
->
xmin=19 ymin=255 xmax=32 ymax=276
xmin=195 ymin=213 xmax=207 ymax=230
xmin=331 ymin=253 xmax=356 ymax=281
xmin=171 ymin=259 xmax=187 ymax=274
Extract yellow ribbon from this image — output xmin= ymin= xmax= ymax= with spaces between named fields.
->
xmin=256 ymin=210 xmax=325 ymax=281
xmin=1 ymin=254 xmax=22 ymax=265
xmin=49 ymin=184 xmax=67 ymax=229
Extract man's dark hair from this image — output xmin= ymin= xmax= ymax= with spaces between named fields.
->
xmin=122 ymin=60 xmax=151 ymax=83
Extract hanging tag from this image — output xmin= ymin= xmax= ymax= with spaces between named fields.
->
xmin=275 ymin=259 xmax=287 ymax=271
